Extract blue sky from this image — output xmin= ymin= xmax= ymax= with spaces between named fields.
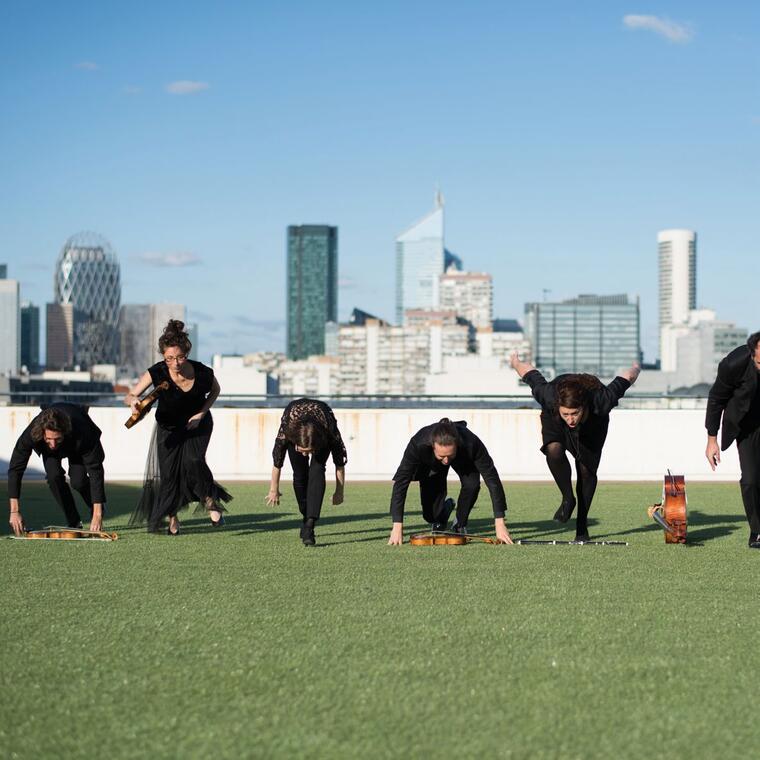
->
xmin=1 ymin=1 xmax=757 ymax=362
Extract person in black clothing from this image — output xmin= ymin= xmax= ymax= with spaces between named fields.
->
xmin=388 ymin=418 xmax=513 ymax=545
xmin=510 ymin=353 xmax=640 ymax=541
xmin=266 ymin=399 xmax=346 ymax=546
xmin=124 ymin=320 xmax=231 ymax=534
xmin=7 ymin=403 xmax=106 ymax=536
xmin=705 ymin=332 xmax=760 ymax=548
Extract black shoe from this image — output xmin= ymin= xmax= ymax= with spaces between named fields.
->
xmin=431 ymin=498 xmax=456 ymax=532
xmin=749 ymin=533 xmax=760 ymax=549
xmin=553 ymin=499 xmax=576 ymax=524
xmin=572 ymin=532 xmax=590 ymax=543
xmin=450 ymin=519 xmax=467 ymax=535
xmin=300 ymin=523 xmax=316 ymax=546
xmin=211 ymin=514 xmax=225 ymax=527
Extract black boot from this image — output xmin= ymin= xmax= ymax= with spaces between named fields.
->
xmin=300 ymin=518 xmax=316 ymax=547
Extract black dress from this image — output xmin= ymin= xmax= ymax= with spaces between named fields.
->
xmin=130 ymin=360 xmax=231 ymax=531
xmin=523 ymin=370 xmax=631 ymax=472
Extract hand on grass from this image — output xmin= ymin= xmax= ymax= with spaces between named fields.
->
xmin=388 ymin=523 xmax=403 ymax=545
xmin=494 ymin=518 xmax=513 ymax=544
xmin=9 ymin=512 xmax=25 ymax=537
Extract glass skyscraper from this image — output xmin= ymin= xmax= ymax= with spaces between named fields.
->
xmin=20 ymin=301 xmax=40 ymax=372
xmin=53 ymin=231 xmax=121 ymax=367
xmin=525 ymin=294 xmax=640 ymax=377
xmin=286 ymin=225 xmax=338 ymax=360
xmin=395 ymin=198 xmax=445 ymax=324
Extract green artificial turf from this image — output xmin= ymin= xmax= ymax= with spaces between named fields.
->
xmin=1 ymin=480 xmax=757 ymax=759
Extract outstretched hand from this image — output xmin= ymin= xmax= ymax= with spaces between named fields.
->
xmin=509 ymin=352 xmax=535 ymax=378
xmin=620 ymin=363 xmax=641 ymax=385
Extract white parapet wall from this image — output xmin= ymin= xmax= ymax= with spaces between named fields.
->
xmin=0 ymin=405 xmax=740 ymax=483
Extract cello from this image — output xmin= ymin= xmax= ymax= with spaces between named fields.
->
xmin=12 ymin=526 xmax=118 ymax=541
xmin=647 ymin=471 xmax=687 ymax=544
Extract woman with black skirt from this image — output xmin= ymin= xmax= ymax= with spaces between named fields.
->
xmin=510 ymin=353 xmax=639 ymax=541
xmin=125 ymin=320 xmax=231 ymax=534
xmin=265 ymin=398 xmax=346 ymax=546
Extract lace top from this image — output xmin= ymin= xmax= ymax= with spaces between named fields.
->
xmin=272 ymin=398 xmax=347 ymax=468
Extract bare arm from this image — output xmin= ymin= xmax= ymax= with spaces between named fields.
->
xmin=266 ymin=466 xmax=282 ymax=506
xmin=124 ymin=371 xmax=153 ymax=414
xmin=332 ymin=466 xmax=345 ymax=505
xmin=509 ymin=352 xmax=536 ymax=379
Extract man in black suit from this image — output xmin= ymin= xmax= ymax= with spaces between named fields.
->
xmin=388 ymin=418 xmax=513 ymax=545
xmin=7 ymin=403 xmax=106 ymax=536
xmin=705 ymin=331 xmax=760 ymax=547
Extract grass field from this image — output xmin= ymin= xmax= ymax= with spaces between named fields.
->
xmin=1 ymin=480 xmax=758 ymax=760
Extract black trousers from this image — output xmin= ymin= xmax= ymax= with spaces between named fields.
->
xmin=43 ymin=454 xmax=94 ymax=527
xmin=419 ymin=468 xmax=481 ymax=527
xmin=288 ymin=444 xmax=330 ymax=521
xmin=737 ymin=427 xmax=760 ymax=534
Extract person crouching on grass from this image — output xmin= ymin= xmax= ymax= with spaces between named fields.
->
xmin=387 ymin=418 xmax=513 ymax=545
xmin=7 ymin=404 xmax=107 ymax=535
xmin=266 ymin=398 xmax=346 ymax=547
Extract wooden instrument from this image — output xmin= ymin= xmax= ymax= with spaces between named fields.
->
xmin=648 ymin=471 xmax=687 ymax=544
xmin=409 ymin=531 xmax=500 ymax=546
xmin=125 ymin=381 xmax=169 ymax=429
xmin=13 ymin=526 xmax=118 ymax=541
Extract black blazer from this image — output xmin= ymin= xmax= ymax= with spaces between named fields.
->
xmin=706 ymin=345 xmax=759 ymax=450
xmin=390 ymin=421 xmax=507 ymax=522
xmin=7 ymin=403 xmax=105 ymax=501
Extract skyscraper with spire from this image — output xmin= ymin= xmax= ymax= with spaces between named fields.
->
xmin=395 ymin=192 xmax=445 ymax=324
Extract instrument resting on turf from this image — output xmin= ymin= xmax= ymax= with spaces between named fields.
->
xmin=125 ymin=381 xmax=169 ymax=429
xmin=647 ymin=471 xmax=687 ymax=544
xmin=11 ymin=526 xmax=118 ymax=541
xmin=409 ymin=530 xmax=500 ymax=546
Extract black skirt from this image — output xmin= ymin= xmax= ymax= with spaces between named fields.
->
xmin=539 ymin=410 xmax=610 ymax=473
xmin=130 ymin=413 xmax=232 ymax=531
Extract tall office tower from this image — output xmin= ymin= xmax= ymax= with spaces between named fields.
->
xmin=0 ymin=277 xmax=20 ymax=376
xmin=524 ymin=294 xmax=640 ymax=377
xmin=54 ymin=232 xmax=121 ymax=367
xmin=0 ymin=264 xmax=7 ymax=278
xmin=395 ymin=194 xmax=445 ymax=324
xmin=46 ymin=303 xmax=81 ymax=369
xmin=119 ymin=303 xmax=186 ymax=378
xmin=20 ymin=301 xmax=40 ymax=371
xmin=286 ymin=225 xmax=338 ymax=360
xmin=439 ymin=271 xmax=493 ymax=329
xmin=658 ymin=229 xmax=696 ymax=368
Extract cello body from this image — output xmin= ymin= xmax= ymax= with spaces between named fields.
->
xmin=648 ymin=473 xmax=687 ymax=544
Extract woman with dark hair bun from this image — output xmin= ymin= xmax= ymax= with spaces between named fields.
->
xmin=265 ymin=398 xmax=346 ymax=546
xmin=510 ymin=352 xmax=640 ymax=541
xmin=124 ymin=319 xmax=231 ymax=534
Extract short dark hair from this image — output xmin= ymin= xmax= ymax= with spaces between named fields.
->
xmin=158 ymin=319 xmax=192 ymax=356
xmin=748 ymin=332 xmax=760 ymax=354
xmin=285 ymin=418 xmax=327 ymax=452
xmin=431 ymin=418 xmax=460 ymax=447
xmin=555 ymin=374 xmax=604 ymax=410
xmin=30 ymin=407 xmax=72 ymax=443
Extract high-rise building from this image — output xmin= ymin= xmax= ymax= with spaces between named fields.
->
xmin=524 ymin=294 xmax=640 ymax=377
xmin=20 ymin=301 xmax=40 ymax=372
xmin=658 ymin=229 xmax=696 ymax=366
xmin=0 ymin=264 xmax=7 ymax=278
xmin=0 ymin=277 xmax=20 ymax=376
xmin=54 ymin=231 xmax=121 ymax=368
xmin=439 ymin=270 xmax=493 ymax=329
xmin=395 ymin=195 xmax=445 ymax=324
xmin=118 ymin=304 xmax=186 ymax=378
xmin=286 ymin=225 xmax=338 ymax=360
xmin=46 ymin=303 xmax=83 ymax=369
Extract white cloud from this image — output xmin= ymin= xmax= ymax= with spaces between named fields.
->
xmin=74 ymin=61 xmax=99 ymax=71
xmin=137 ymin=251 xmax=202 ymax=267
xmin=623 ymin=15 xmax=693 ymax=43
xmin=165 ymin=80 xmax=209 ymax=95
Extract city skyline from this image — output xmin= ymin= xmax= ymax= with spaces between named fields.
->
xmin=1 ymin=2 xmax=757 ymax=363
